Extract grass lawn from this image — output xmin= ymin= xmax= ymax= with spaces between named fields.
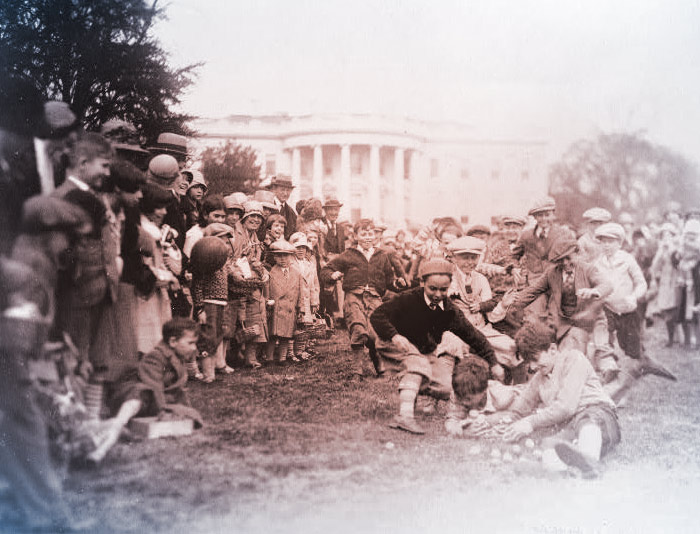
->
xmin=64 ymin=323 xmax=700 ymax=533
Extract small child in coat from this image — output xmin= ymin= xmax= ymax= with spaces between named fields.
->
xmin=265 ymin=240 xmax=305 ymax=364
xmin=89 ymin=318 xmax=204 ymax=463
xmin=290 ymin=232 xmax=320 ymax=361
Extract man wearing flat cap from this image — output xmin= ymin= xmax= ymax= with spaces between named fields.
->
xmin=370 ymin=258 xmax=496 ymax=434
xmin=512 ymin=196 xmax=575 ymax=323
xmin=270 ymin=175 xmax=297 ymax=239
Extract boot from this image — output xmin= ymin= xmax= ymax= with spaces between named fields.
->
xmin=366 ymin=338 xmax=384 ymax=376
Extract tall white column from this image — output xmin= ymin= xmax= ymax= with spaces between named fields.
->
xmin=292 ymin=147 xmax=301 ymax=186
xmin=312 ymin=145 xmax=323 ymax=199
xmin=340 ymin=144 xmax=351 ymax=218
xmin=393 ymin=147 xmax=405 ymax=227
xmin=368 ymin=144 xmax=381 ymax=221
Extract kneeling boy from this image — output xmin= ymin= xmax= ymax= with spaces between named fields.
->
xmin=370 ymin=258 xmax=497 ymax=434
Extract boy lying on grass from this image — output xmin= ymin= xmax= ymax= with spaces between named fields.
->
xmin=88 ymin=318 xmax=204 ymax=463
xmin=452 ymin=321 xmax=620 ymax=478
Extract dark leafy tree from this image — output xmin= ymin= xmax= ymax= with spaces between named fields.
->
xmin=200 ymin=141 xmax=262 ymax=196
xmin=0 ymin=0 xmax=200 ymax=142
xmin=549 ymin=132 xmax=700 ymax=226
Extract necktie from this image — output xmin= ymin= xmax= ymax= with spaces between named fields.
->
xmin=429 ymin=303 xmax=437 ymax=310
xmin=283 ymin=268 xmax=289 ymax=278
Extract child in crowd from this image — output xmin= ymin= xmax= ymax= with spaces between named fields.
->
xmin=677 ymin=219 xmax=700 ymax=347
xmin=183 ymin=195 xmax=227 ymax=258
xmin=471 ymin=321 xmax=620 ymax=477
xmin=577 ymin=207 xmax=611 ymax=263
xmin=322 ymin=219 xmax=395 ymax=376
xmin=190 ymin=227 xmax=236 ymax=382
xmin=290 ymin=232 xmax=320 ymax=361
xmin=262 ymin=213 xmax=287 ymax=267
xmin=370 ymin=258 xmax=496 ymax=434
xmin=594 ymin=223 xmax=676 ymax=388
xmin=89 ymin=318 xmax=204 ymax=463
xmin=265 ymin=240 xmax=304 ymax=364
xmin=445 ymin=236 xmax=518 ymax=382
xmin=181 ymin=169 xmax=207 ymax=230
xmin=647 ymin=222 xmax=681 ymax=345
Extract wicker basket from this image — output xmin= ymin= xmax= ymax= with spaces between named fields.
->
xmin=307 ymin=317 xmax=328 ymax=339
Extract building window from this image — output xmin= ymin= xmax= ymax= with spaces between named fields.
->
xmin=430 ymin=158 xmax=439 ymax=178
xmin=351 ymin=151 xmax=363 ymax=175
xmin=265 ymin=154 xmax=276 ymax=177
xmin=460 ymin=167 xmax=470 ymax=180
xmin=491 ymin=168 xmax=500 ymax=181
xmin=521 ymin=170 xmax=529 ymax=181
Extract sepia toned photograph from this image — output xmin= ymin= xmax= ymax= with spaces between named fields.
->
xmin=0 ymin=1 xmax=699 ymax=532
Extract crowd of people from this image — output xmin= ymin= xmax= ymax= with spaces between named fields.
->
xmin=0 ymin=76 xmax=696 ymax=530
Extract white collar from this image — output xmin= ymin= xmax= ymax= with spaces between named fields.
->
xmin=357 ymin=246 xmax=375 ymax=260
xmin=424 ymin=293 xmax=444 ymax=310
xmin=67 ymin=175 xmax=91 ymax=192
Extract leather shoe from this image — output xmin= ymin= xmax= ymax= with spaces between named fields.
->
xmin=554 ymin=441 xmax=599 ymax=479
xmin=389 ymin=415 xmax=425 ymax=434
xmin=637 ymin=355 xmax=677 ymax=381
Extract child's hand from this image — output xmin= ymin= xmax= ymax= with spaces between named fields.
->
xmin=469 ymin=415 xmax=491 ymax=437
xmin=468 ymin=300 xmax=481 ymax=313
xmin=503 ymin=419 xmax=533 ymax=442
xmin=266 ymin=299 xmax=275 ymax=307
xmin=331 ymin=271 xmax=343 ymax=281
xmin=576 ymin=287 xmax=599 ymax=300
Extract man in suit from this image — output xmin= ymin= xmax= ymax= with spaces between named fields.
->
xmin=320 ymin=197 xmax=346 ymax=319
xmin=322 ymin=197 xmax=345 ymax=255
xmin=270 ymin=174 xmax=297 ymax=239
xmin=512 ymin=196 xmax=574 ymax=322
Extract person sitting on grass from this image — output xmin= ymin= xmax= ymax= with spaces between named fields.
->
xmin=88 ymin=318 xmax=204 ymax=463
xmin=369 ymin=258 xmax=496 ymax=435
xmin=471 ymin=321 xmax=620 ymax=478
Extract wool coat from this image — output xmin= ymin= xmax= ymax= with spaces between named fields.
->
xmin=268 ymin=263 xmax=304 ymax=338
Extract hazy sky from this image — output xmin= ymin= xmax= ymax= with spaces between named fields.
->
xmin=155 ymin=0 xmax=700 ymax=164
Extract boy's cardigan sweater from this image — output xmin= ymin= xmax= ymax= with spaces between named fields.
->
xmin=321 ymin=247 xmax=395 ymax=296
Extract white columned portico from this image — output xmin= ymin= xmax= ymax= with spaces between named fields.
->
xmin=368 ymin=144 xmax=381 ymax=220
xmin=393 ymin=147 xmax=405 ymax=227
xmin=312 ymin=145 xmax=323 ymax=199
xmin=340 ymin=144 xmax=351 ymax=217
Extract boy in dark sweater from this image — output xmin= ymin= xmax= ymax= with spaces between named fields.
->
xmin=370 ymin=258 xmax=497 ymax=434
xmin=321 ymin=219 xmax=395 ymax=376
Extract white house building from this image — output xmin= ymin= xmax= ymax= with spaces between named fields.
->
xmin=193 ymin=113 xmax=549 ymax=228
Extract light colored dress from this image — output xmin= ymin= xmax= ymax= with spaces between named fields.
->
xmin=134 ymin=215 xmax=181 ymax=354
